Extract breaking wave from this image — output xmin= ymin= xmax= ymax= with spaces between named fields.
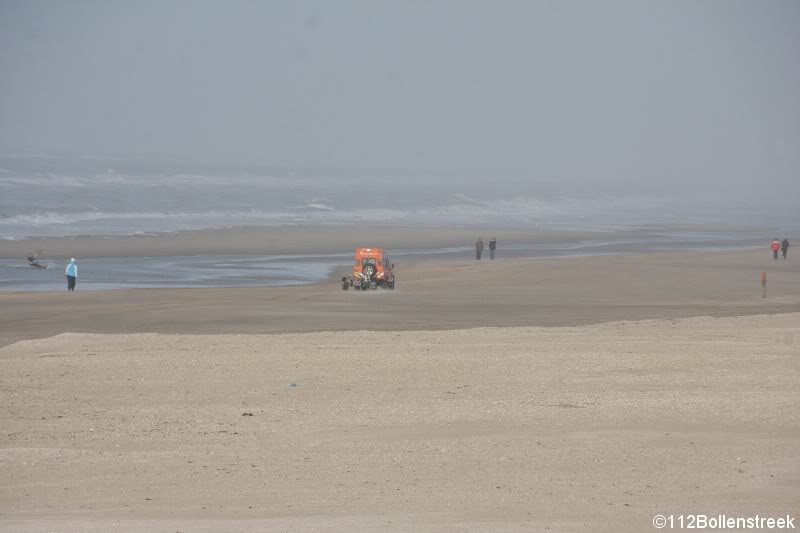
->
xmin=0 ymin=194 xmax=691 ymax=238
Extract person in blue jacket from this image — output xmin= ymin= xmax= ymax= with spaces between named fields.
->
xmin=65 ymin=258 xmax=78 ymax=291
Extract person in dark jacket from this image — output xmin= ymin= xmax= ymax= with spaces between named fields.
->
xmin=488 ymin=236 xmax=497 ymax=260
xmin=781 ymin=238 xmax=790 ymax=259
xmin=475 ymin=238 xmax=484 ymax=260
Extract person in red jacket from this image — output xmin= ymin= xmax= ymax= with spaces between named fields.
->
xmin=771 ymin=239 xmax=781 ymax=260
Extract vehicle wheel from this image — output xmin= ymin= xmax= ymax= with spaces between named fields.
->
xmin=387 ymin=280 xmax=395 ymax=289
xmin=341 ymin=277 xmax=349 ymax=290
xmin=362 ymin=264 xmax=376 ymax=278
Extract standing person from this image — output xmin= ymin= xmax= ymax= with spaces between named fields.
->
xmin=771 ymin=238 xmax=781 ymax=260
xmin=781 ymin=238 xmax=790 ymax=260
xmin=488 ymin=236 xmax=497 ymax=260
xmin=65 ymin=258 xmax=78 ymax=291
xmin=475 ymin=238 xmax=484 ymax=260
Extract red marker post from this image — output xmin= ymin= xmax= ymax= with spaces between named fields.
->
xmin=761 ymin=271 xmax=767 ymax=299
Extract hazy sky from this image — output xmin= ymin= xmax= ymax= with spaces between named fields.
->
xmin=1 ymin=0 xmax=798 ymax=193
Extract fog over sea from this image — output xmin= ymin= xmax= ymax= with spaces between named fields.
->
xmin=0 ymin=155 xmax=794 ymax=291
xmin=1 ymin=154 xmax=795 ymax=239
xmin=2 ymin=1 xmax=797 ymax=292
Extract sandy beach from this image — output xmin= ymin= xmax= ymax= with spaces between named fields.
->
xmin=1 ymin=235 xmax=799 ymax=531
xmin=2 ymin=314 xmax=798 ymax=531
xmin=1 ymin=245 xmax=797 ymax=349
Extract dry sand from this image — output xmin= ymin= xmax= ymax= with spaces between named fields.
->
xmin=1 ymin=314 xmax=798 ymax=531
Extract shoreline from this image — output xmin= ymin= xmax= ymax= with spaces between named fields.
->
xmin=0 ymin=244 xmax=763 ymax=294
xmin=0 ymin=223 xmax=769 ymax=293
xmin=0 ymin=224 xmax=601 ymax=259
xmin=0 ymin=222 xmax=771 ymax=260
xmin=1 ymin=248 xmax=798 ymax=349
xmin=0 ymin=244 xmax=764 ymax=294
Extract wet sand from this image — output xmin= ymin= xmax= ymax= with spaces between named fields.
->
xmin=0 ymin=225 xmax=603 ymax=259
xmin=1 ymin=248 xmax=798 ymax=349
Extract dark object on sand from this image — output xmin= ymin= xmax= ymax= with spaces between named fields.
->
xmin=26 ymin=250 xmax=47 ymax=269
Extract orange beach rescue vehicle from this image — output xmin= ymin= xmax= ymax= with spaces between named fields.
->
xmin=342 ymin=247 xmax=395 ymax=290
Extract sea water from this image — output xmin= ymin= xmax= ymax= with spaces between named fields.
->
xmin=3 ymin=154 xmax=796 ymax=239
xmin=0 ymin=155 xmax=794 ymax=290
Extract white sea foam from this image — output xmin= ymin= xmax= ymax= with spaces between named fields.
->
xmin=0 ymin=210 xmax=295 ymax=226
xmin=0 ymin=193 xmax=771 ymax=239
xmin=302 ymin=201 xmax=335 ymax=211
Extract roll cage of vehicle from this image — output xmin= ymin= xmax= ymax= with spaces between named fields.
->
xmin=341 ymin=247 xmax=395 ymax=290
